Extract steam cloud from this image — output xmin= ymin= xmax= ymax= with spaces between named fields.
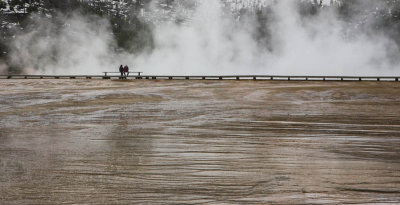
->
xmin=8 ymin=0 xmax=400 ymax=75
xmin=10 ymin=13 xmax=119 ymax=75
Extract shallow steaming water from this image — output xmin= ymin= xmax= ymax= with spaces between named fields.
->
xmin=0 ymin=79 xmax=399 ymax=204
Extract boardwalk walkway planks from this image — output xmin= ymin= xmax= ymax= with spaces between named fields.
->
xmin=0 ymin=75 xmax=399 ymax=82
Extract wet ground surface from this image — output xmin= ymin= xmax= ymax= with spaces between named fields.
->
xmin=0 ymin=79 xmax=399 ymax=204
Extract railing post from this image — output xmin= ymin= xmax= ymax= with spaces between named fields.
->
xmin=271 ymin=77 xmax=274 ymax=80
xmin=396 ymin=78 xmax=399 ymax=82
xmin=202 ymin=77 xmax=206 ymax=80
xmin=253 ymin=77 xmax=256 ymax=80
xmin=359 ymin=77 xmax=362 ymax=81
xmin=377 ymin=78 xmax=380 ymax=81
xmin=169 ymin=77 xmax=173 ymax=80
xmin=219 ymin=77 xmax=222 ymax=80
xmin=288 ymin=77 xmax=290 ymax=81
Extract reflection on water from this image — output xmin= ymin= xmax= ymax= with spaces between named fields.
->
xmin=0 ymin=79 xmax=399 ymax=204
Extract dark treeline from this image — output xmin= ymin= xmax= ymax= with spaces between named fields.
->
xmin=1 ymin=0 xmax=400 ymax=73
xmin=1 ymin=0 xmax=153 ymax=53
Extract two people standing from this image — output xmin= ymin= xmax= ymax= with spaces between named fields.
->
xmin=119 ymin=65 xmax=129 ymax=77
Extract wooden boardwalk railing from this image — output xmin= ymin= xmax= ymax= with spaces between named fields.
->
xmin=103 ymin=72 xmax=143 ymax=76
xmin=0 ymin=75 xmax=399 ymax=82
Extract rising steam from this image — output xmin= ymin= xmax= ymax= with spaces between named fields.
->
xmin=8 ymin=0 xmax=400 ymax=75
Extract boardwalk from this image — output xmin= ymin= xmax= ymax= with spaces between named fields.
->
xmin=1 ymin=74 xmax=400 ymax=81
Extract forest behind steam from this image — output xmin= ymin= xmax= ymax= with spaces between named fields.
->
xmin=1 ymin=0 xmax=400 ymax=74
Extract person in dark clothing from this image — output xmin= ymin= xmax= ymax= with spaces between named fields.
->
xmin=119 ymin=65 xmax=124 ymax=77
xmin=124 ymin=65 xmax=129 ymax=76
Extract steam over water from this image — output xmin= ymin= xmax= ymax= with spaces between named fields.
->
xmin=2 ymin=1 xmax=400 ymax=203
xmin=9 ymin=0 xmax=400 ymax=75
xmin=1 ymin=79 xmax=400 ymax=203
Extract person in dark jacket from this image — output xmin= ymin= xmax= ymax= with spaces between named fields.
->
xmin=119 ymin=65 xmax=124 ymax=77
xmin=124 ymin=65 xmax=129 ymax=76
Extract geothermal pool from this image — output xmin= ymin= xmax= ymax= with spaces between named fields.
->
xmin=0 ymin=79 xmax=399 ymax=204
